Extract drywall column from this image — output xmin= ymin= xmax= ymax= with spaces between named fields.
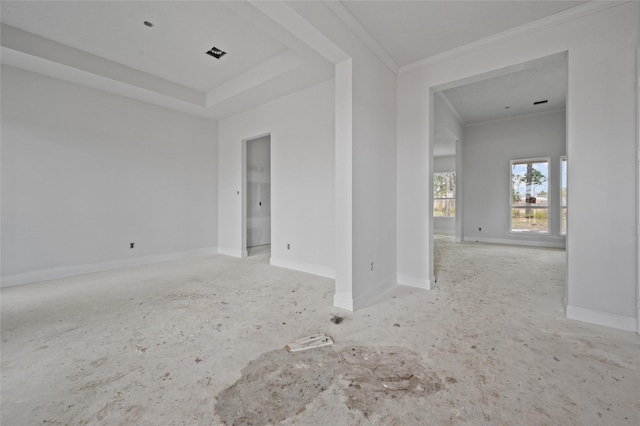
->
xmin=333 ymin=59 xmax=353 ymax=308
xmin=566 ymin=10 xmax=637 ymax=330
xmin=397 ymin=72 xmax=433 ymax=289
xmin=282 ymin=1 xmax=398 ymax=310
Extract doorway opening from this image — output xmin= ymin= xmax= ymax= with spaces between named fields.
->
xmin=431 ymin=52 xmax=568 ymax=298
xmin=245 ymin=135 xmax=271 ymax=257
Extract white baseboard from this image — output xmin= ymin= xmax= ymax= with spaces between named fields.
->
xmin=333 ymin=273 xmax=397 ymax=312
xmin=397 ymin=273 xmax=433 ymax=290
xmin=333 ymin=292 xmax=354 ymax=311
xmin=353 ymin=273 xmax=396 ymax=310
xmin=567 ymin=305 xmax=636 ymax=332
xmin=463 ymin=236 xmax=566 ymax=249
xmin=218 ymin=247 xmax=243 ymax=258
xmin=1 ymin=247 xmax=219 ymax=288
xmin=269 ymin=257 xmax=335 ymax=279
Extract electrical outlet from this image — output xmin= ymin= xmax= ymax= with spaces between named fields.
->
xmin=130 ymin=242 xmax=135 ymax=249
xmin=287 ymin=243 xmax=290 ymax=250
xmin=478 ymin=227 xmax=482 ymax=231
xmin=371 ymin=262 xmax=374 ymax=271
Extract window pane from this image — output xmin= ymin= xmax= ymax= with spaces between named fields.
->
xmin=511 ymin=160 xmax=549 ymax=233
xmin=511 ymin=208 xmax=549 ymax=233
xmin=433 ymin=172 xmax=455 ymax=217
xmin=434 ymin=199 xmax=455 ymax=217
xmin=561 ymin=158 xmax=567 ymax=207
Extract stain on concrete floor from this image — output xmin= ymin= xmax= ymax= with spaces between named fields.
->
xmin=215 ymin=345 xmax=445 ymax=425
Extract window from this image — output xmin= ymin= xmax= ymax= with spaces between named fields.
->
xmin=511 ymin=159 xmax=549 ymax=233
xmin=561 ymin=157 xmax=567 ymax=235
xmin=434 ymin=172 xmax=455 ymax=217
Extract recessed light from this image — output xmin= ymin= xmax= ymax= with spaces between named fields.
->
xmin=143 ymin=21 xmax=154 ymax=28
xmin=206 ymin=46 xmax=227 ymax=59
xmin=533 ymin=100 xmax=548 ymax=105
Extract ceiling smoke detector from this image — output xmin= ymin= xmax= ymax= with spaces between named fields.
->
xmin=206 ymin=46 xmax=226 ymax=59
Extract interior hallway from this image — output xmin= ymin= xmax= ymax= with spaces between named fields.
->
xmin=1 ymin=237 xmax=638 ymax=425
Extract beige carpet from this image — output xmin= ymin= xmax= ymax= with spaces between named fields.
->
xmin=2 ymin=237 xmax=638 ymax=425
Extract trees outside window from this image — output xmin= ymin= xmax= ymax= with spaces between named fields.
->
xmin=511 ymin=159 xmax=549 ymax=233
xmin=434 ymin=172 xmax=455 ymax=217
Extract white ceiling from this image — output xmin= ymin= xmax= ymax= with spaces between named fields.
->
xmin=341 ymin=0 xmax=587 ymax=67
xmin=0 ymin=1 xmax=588 ymax=122
xmin=0 ymin=0 xmax=334 ymax=120
xmin=1 ymin=1 xmax=289 ymax=92
xmin=441 ymin=54 xmax=568 ymax=125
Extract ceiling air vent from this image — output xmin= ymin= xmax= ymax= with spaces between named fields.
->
xmin=533 ymin=100 xmax=548 ymax=105
xmin=206 ymin=46 xmax=226 ymax=59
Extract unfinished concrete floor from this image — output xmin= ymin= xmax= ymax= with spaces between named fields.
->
xmin=2 ymin=236 xmax=639 ymax=425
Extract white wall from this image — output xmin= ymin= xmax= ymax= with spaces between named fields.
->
xmin=397 ymin=2 xmax=639 ymax=330
xmin=434 ymin=93 xmax=464 ymax=155
xmin=287 ymin=1 xmax=398 ymax=310
xmin=434 ymin=155 xmax=456 ymax=235
xmin=246 ymin=135 xmax=271 ymax=248
xmin=217 ymin=79 xmax=335 ymax=277
xmin=462 ymin=110 xmax=566 ymax=247
xmin=1 ymin=65 xmax=218 ymax=286
xmin=434 ymin=155 xmax=456 ymax=173
xmin=350 ymin=49 xmax=398 ymax=307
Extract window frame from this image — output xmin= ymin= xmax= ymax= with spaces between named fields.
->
xmin=560 ymin=156 xmax=567 ymax=236
xmin=509 ymin=157 xmax=550 ymax=234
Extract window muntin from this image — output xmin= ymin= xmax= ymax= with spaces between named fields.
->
xmin=511 ymin=159 xmax=549 ymax=233
xmin=434 ymin=172 xmax=456 ymax=217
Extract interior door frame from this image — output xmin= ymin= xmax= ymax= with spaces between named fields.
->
xmin=243 ymin=132 xmax=271 ymax=257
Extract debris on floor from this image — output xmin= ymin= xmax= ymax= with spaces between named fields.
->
xmin=285 ymin=333 xmax=334 ymax=352
xmin=330 ymin=314 xmax=343 ymax=324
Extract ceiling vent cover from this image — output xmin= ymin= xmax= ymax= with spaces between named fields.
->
xmin=206 ymin=47 xmax=226 ymax=59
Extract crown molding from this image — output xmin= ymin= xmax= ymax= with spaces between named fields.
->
xmin=323 ymin=0 xmax=399 ymax=75
xmin=399 ymin=1 xmax=627 ymax=75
